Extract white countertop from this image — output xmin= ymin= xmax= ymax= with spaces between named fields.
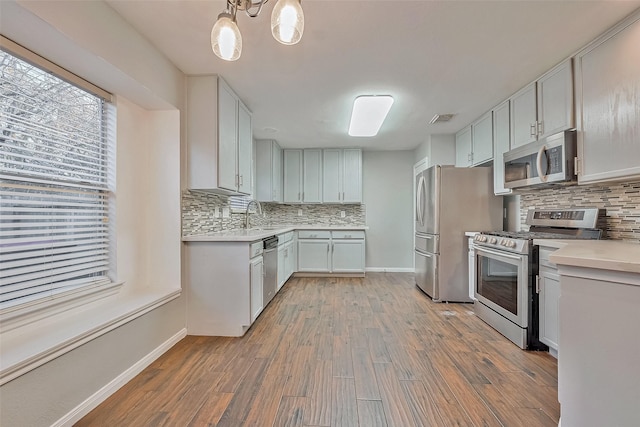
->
xmin=182 ymin=225 xmax=369 ymax=242
xmin=465 ymin=231 xmax=480 ymax=237
xmin=549 ymin=240 xmax=640 ymax=274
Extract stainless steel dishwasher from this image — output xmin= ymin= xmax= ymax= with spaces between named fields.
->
xmin=262 ymin=235 xmax=279 ymax=307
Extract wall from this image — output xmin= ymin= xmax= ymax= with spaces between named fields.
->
xmin=0 ymin=2 xmax=185 ymax=426
xmin=182 ymin=191 xmax=366 ymax=236
xmin=517 ymin=180 xmax=640 ymax=242
xmin=363 ymin=150 xmax=415 ymax=271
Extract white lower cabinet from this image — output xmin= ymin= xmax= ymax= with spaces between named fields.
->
xmin=250 ymin=255 xmax=264 ymax=323
xmin=297 ymin=230 xmax=365 ymax=274
xmin=538 ymin=246 xmax=559 ymax=354
xmin=297 ymin=232 xmax=331 ymax=272
xmin=277 ymin=244 xmax=286 ymax=289
xmin=185 ymin=240 xmax=264 ymax=337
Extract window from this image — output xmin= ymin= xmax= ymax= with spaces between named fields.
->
xmin=0 ymin=45 xmax=115 ymax=313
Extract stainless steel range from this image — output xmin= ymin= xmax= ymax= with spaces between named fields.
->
xmin=472 ymin=208 xmax=603 ymax=349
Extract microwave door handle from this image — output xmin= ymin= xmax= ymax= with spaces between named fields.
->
xmin=536 ymin=145 xmax=548 ymax=182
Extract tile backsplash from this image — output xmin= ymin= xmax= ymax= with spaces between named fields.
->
xmin=182 ymin=190 xmax=366 ymax=236
xmin=518 ymin=180 xmax=640 ymax=242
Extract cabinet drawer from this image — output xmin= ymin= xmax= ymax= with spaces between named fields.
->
xmin=539 ymin=247 xmax=557 ymax=269
xmin=278 ymin=231 xmax=294 ymax=243
xmin=332 ymin=230 xmax=365 ymax=239
xmin=250 ymin=241 xmax=263 ymax=258
xmin=298 ymin=230 xmax=331 ymax=239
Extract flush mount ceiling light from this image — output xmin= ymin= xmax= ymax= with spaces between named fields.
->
xmin=211 ymin=0 xmax=304 ymax=61
xmin=348 ymin=95 xmax=395 ymax=137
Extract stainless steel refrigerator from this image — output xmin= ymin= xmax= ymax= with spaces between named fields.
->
xmin=415 ymin=165 xmax=502 ymax=302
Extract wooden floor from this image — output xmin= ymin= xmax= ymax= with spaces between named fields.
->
xmin=77 ymin=273 xmax=559 ymax=427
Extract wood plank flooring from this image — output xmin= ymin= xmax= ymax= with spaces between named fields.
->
xmin=76 ymin=273 xmax=559 ymax=427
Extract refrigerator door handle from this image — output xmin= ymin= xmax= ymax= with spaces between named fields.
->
xmin=415 ymin=248 xmax=433 ymax=257
xmin=416 ymin=175 xmax=425 ymax=227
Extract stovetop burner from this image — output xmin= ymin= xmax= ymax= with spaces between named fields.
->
xmin=473 ymin=208 xmax=604 ymax=254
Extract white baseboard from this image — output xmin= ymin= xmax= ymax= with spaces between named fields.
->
xmin=53 ymin=328 xmax=187 ymax=427
xmin=365 ymin=267 xmax=415 ymax=273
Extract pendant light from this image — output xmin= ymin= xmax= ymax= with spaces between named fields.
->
xmin=211 ymin=0 xmax=304 ymax=61
xmin=271 ymin=0 xmax=304 ymax=45
xmin=211 ymin=12 xmax=242 ymax=61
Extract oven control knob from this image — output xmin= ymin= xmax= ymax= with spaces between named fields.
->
xmin=499 ymin=239 xmax=506 ymax=246
xmin=507 ymin=240 xmax=516 ymax=248
xmin=489 ymin=237 xmax=497 ymax=244
xmin=475 ymin=235 xmax=486 ymax=242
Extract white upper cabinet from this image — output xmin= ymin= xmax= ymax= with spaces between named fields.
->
xmin=322 ymin=149 xmax=342 ymax=203
xmin=187 ymin=75 xmax=252 ymax=195
xmin=537 ymin=59 xmax=574 ymax=139
xmin=255 ymin=140 xmax=283 ymax=202
xmin=471 ymin=111 xmax=493 ymax=165
xmin=342 ymin=149 xmax=362 ymax=203
xmin=303 ymin=149 xmax=323 ymax=203
xmin=510 ymin=82 xmax=538 ymax=148
xmin=510 ymin=59 xmax=574 ymax=149
xmin=575 ymin=14 xmax=640 ymax=184
xmin=492 ymin=100 xmax=512 ymax=195
xmin=455 ymin=126 xmax=473 ymax=167
xmin=283 ymin=149 xmax=303 ymax=203
xmin=322 ymin=148 xmax=362 ymax=203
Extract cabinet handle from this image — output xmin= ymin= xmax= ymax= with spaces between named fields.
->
xmin=338 ymin=192 xmax=341 ymax=200
xmin=239 ymin=175 xmax=243 ymax=186
xmin=536 ymin=275 xmax=540 ymax=294
xmin=235 ymin=174 xmax=239 ymax=186
xmin=530 ymin=123 xmax=537 ymax=138
xmin=263 ymin=264 xmax=266 ymax=277
xmin=342 ymin=192 xmax=345 ymax=200
xmin=537 ymin=121 xmax=544 ymax=136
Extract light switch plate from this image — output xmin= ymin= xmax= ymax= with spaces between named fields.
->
xmin=298 ymin=209 xmax=303 ymax=216
xmin=340 ymin=211 xmax=346 ymax=218
xmin=214 ymin=207 xmax=220 ymax=218
xmin=222 ymin=207 xmax=230 ymax=218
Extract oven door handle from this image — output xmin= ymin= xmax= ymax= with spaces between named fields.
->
xmin=473 ymin=245 xmax=525 ymax=261
xmin=536 ymin=144 xmax=548 ymax=182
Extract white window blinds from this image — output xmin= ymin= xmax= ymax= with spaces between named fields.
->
xmin=0 ymin=48 xmax=114 ymax=311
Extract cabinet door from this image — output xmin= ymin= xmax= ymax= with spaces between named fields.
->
xmin=218 ymin=80 xmax=239 ymax=191
xmin=250 ymin=257 xmax=264 ymax=323
xmin=283 ymin=149 xmax=303 ymax=203
xmin=510 ymin=82 xmax=538 ymax=148
xmin=492 ymin=100 xmax=512 ymax=195
xmin=472 ymin=111 xmax=493 ymax=165
xmin=297 ymin=240 xmax=331 ymax=272
xmin=303 ymin=149 xmax=323 ymax=203
xmin=322 ymin=149 xmax=342 ymax=203
xmin=237 ymin=101 xmax=252 ymax=195
xmin=285 ymin=241 xmax=294 ymax=280
xmin=273 ymin=142 xmax=283 ymax=202
xmin=577 ymin=17 xmax=640 ymax=183
xmin=455 ymin=126 xmax=473 ymax=167
xmin=331 ymin=240 xmax=365 ymax=273
xmin=342 ymin=149 xmax=362 ymax=203
xmin=277 ymin=245 xmax=286 ymax=289
xmin=537 ymin=59 xmax=573 ymax=139
xmin=539 ymin=269 xmax=560 ymax=350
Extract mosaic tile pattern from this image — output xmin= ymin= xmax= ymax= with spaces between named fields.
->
xmin=182 ymin=191 xmax=366 ymax=236
xmin=517 ymin=180 xmax=640 ymax=242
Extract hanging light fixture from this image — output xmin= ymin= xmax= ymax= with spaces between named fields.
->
xmin=211 ymin=0 xmax=304 ymax=61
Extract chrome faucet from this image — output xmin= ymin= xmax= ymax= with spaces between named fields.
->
xmin=245 ymin=200 xmax=263 ymax=229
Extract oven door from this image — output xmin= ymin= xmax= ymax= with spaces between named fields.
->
xmin=474 ymin=245 xmax=529 ymax=328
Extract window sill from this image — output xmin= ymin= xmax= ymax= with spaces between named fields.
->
xmin=0 ymin=286 xmax=181 ymax=386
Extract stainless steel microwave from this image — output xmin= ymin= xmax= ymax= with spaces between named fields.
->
xmin=503 ymin=130 xmax=577 ymax=189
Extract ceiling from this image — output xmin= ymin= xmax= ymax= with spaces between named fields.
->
xmin=106 ymin=0 xmax=640 ymax=151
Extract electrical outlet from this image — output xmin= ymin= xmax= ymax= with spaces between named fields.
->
xmin=222 ymin=207 xmax=230 ymax=218
xmin=298 ymin=209 xmax=303 ymax=216
xmin=340 ymin=210 xmax=346 ymax=218
xmin=214 ymin=207 xmax=220 ymax=218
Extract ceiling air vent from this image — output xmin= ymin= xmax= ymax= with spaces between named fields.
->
xmin=429 ymin=114 xmax=454 ymax=124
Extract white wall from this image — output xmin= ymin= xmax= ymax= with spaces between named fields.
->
xmin=0 ymin=2 xmax=186 ymax=426
xmin=363 ymin=151 xmax=415 ymax=271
